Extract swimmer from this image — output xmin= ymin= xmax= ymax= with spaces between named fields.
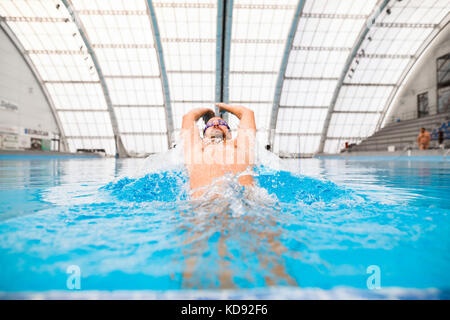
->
xmin=181 ymin=103 xmax=256 ymax=198
xmin=180 ymin=104 xmax=296 ymax=288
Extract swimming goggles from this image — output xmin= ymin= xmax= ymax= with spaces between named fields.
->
xmin=203 ymin=119 xmax=230 ymax=134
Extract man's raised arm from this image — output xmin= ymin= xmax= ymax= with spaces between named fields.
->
xmin=216 ymin=103 xmax=256 ymax=147
xmin=182 ymin=107 xmax=215 ymax=130
xmin=216 ymin=103 xmax=256 ymax=131
xmin=181 ymin=108 xmax=214 ymax=165
xmin=181 ymin=107 xmax=215 ymax=147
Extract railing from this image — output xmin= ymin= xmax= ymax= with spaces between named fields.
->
xmin=386 ymin=110 xmax=418 ymax=124
xmin=444 ymin=149 xmax=450 ymax=161
xmin=350 ymin=136 xmax=416 ymax=152
xmin=386 ymin=109 xmax=450 ymax=126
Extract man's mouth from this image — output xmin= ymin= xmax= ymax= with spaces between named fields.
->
xmin=210 ymin=128 xmax=224 ymax=137
xmin=205 ymin=129 xmax=225 ymax=144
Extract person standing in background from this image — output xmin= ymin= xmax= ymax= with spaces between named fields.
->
xmin=438 ymin=130 xmax=445 ymax=149
xmin=417 ymin=127 xmax=431 ymax=150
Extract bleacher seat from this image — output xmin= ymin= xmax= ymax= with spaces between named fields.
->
xmin=348 ymin=112 xmax=450 ymax=152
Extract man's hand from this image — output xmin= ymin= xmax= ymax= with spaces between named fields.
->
xmin=182 ymin=108 xmax=215 ymax=152
xmin=216 ymin=103 xmax=253 ymax=120
xmin=216 ymin=103 xmax=256 ymax=150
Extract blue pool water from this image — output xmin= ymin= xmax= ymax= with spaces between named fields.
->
xmin=0 ymin=153 xmax=449 ymax=299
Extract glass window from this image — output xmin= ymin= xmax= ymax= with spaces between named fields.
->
xmin=437 ymin=87 xmax=450 ymax=114
xmin=437 ymin=53 xmax=450 ymax=87
xmin=274 ymin=134 xmax=321 ymax=156
xmin=437 ymin=53 xmax=450 ymax=114
xmin=417 ymin=92 xmax=429 ymax=118
xmin=153 ymin=0 xmax=217 ymax=121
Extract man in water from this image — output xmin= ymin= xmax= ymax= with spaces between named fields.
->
xmin=180 ymin=103 xmax=296 ymax=288
xmin=181 ymin=103 xmax=256 ymax=198
xmin=417 ymin=127 xmax=431 ymax=150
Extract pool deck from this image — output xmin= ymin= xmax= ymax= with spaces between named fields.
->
xmin=315 ymin=149 xmax=450 ymax=161
xmin=0 ymin=149 xmax=103 ymax=159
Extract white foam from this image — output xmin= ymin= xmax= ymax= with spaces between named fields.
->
xmin=0 ymin=286 xmax=444 ymax=300
xmin=136 ymin=134 xmax=298 ymax=178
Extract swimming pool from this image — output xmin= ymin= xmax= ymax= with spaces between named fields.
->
xmin=0 ymin=151 xmax=449 ymax=299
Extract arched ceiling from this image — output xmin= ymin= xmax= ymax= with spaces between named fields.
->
xmin=0 ymin=0 xmax=449 ymax=156
xmin=273 ymin=0 xmax=450 ymax=156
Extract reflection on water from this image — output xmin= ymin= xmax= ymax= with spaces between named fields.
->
xmin=0 ymin=151 xmax=449 ymax=294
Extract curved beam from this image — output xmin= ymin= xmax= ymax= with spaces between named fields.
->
xmin=215 ymin=0 xmax=224 ymax=109
xmin=222 ymin=0 xmax=233 ymax=109
xmin=145 ymin=0 xmax=175 ymax=148
xmin=268 ymin=0 xmax=306 ymax=147
xmin=376 ymin=12 xmax=450 ymax=129
xmin=215 ymin=0 xmax=234 ymax=119
xmin=61 ymin=0 xmax=128 ymax=157
xmin=0 ymin=18 xmax=69 ymax=152
xmin=317 ymin=0 xmax=391 ymax=153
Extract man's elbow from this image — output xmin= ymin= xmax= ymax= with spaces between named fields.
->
xmin=182 ymin=113 xmax=195 ymax=123
xmin=247 ymin=109 xmax=255 ymax=122
xmin=182 ymin=114 xmax=194 ymax=129
xmin=243 ymin=108 xmax=254 ymax=118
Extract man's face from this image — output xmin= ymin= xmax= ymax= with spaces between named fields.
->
xmin=421 ymin=128 xmax=425 ymax=133
xmin=204 ymin=117 xmax=230 ymax=140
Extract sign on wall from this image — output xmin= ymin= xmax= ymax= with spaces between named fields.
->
xmin=19 ymin=135 xmax=31 ymax=149
xmin=24 ymin=128 xmax=49 ymax=137
xmin=0 ymin=134 xmax=19 ymax=149
xmin=0 ymin=125 xmax=19 ymax=135
xmin=0 ymin=124 xmax=54 ymax=151
xmin=30 ymin=137 xmax=42 ymax=150
xmin=0 ymin=99 xmax=19 ymax=112
xmin=41 ymin=139 xmax=51 ymax=151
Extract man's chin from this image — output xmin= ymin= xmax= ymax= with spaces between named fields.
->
xmin=204 ymin=131 xmax=224 ymax=143
xmin=205 ymin=136 xmax=224 ymax=144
